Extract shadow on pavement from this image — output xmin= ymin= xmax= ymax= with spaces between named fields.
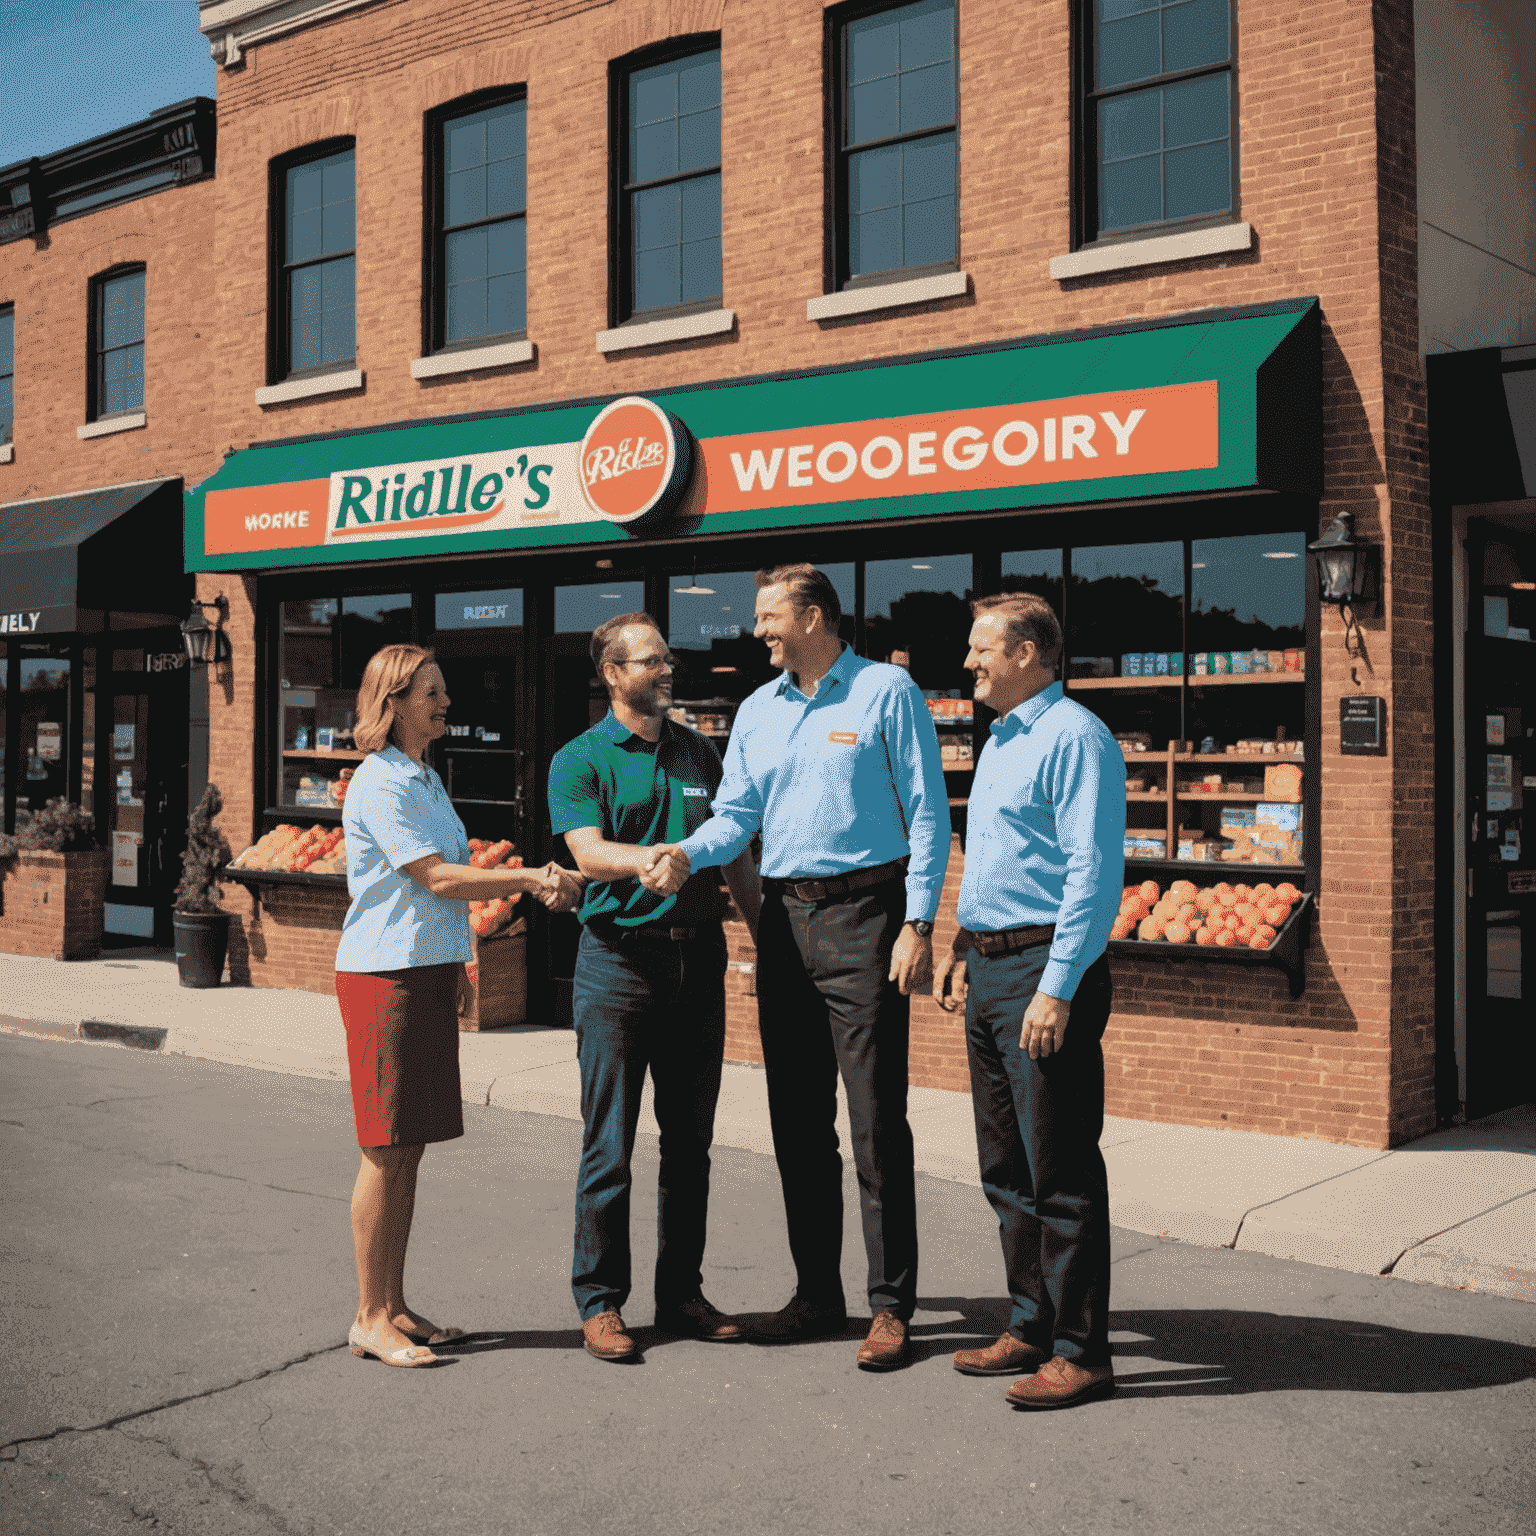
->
xmin=905 ymin=1299 xmax=1536 ymax=1392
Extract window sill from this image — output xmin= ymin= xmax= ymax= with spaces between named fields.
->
xmin=255 ymin=368 xmax=364 ymax=407
xmin=77 ymin=412 xmax=146 ymax=440
xmin=411 ymin=339 xmax=535 ymax=379
xmin=806 ymin=270 xmax=969 ymax=322
xmin=1050 ymin=223 xmax=1253 ymax=280
xmin=596 ymin=308 xmax=734 ymax=354
xmin=0 ymin=443 xmax=12 ymax=463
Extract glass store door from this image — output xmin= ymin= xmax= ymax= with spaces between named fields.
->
xmin=1465 ymin=524 xmax=1536 ymax=1118
xmin=104 ymin=646 xmax=190 ymax=945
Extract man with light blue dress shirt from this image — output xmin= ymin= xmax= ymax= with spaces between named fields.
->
xmin=933 ymin=590 xmax=1125 ymax=1412
xmin=644 ymin=563 xmax=950 ymax=1371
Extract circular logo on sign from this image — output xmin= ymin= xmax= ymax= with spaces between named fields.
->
xmin=578 ymin=396 xmax=694 ymax=526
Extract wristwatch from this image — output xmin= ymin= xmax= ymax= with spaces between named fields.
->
xmin=907 ymin=919 xmax=934 ymax=939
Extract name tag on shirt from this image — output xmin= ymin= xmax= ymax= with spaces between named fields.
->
xmin=828 ymin=731 xmax=858 ymax=745
xmin=681 ymin=786 xmax=708 ymax=797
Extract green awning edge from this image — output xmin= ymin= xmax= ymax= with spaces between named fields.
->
xmin=185 ymin=296 xmax=1321 ymax=573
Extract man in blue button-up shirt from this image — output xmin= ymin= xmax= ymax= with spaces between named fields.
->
xmin=648 ymin=563 xmax=950 ymax=1369
xmin=934 ymin=591 xmax=1124 ymax=1411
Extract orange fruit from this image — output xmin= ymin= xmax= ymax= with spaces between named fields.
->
xmin=1195 ymin=889 xmax=1218 ymax=915
xmin=1137 ymin=916 xmax=1163 ymax=942
xmin=1110 ymin=916 xmax=1134 ymax=941
xmin=1174 ymin=902 xmax=1197 ymax=925
xmin=1139 ymin=880 xmax=1161 ymax=903
xmin=1194 ymin=925 xmax=1216 ymax=946
xmin=1213 ymin=929 xmax=1236 ymax=947
xmin=1249 ymin=933 xmax=1272 ymax=950
xmin=1235 ymin=903 xmax=1259 ymax=924
xmin=1217 ymin=890 xmax=1239 ymax=909
xmin=1235 ymin=924 xmax=1255 ymax=943
xmin=1262 ymin=902 xmax=1288 ymax=927
xmin=1215 ymin=882 xmax=1235 ymax=896
xmin=1165 ymin=921 xmax=1193 ymax=944
xmin=1234 ymin=884 xmax=1253 ymax=900
xmin=1169 ymin=880 xmax=1198 ymax=901
xmin=1275 ymin=882 xmax=1301 ymax=903
xmin=1252 ymin=883 xmax=1275 ymax=901
xmin=1256 ymin=923 xmax=1277 ymax=940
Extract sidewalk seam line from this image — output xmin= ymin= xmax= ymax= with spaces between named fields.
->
xmin=1379 ymin=1185 xmax=1536 ymax=1274
xmin=1229 ymin=1148 xmax=1400 ymax=1244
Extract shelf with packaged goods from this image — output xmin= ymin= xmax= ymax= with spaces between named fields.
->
xmin=1070 ymin=672 xmax=1305 ymax=691
xmin=283 ymin=748 xmax=367 ymax=761
xmin=1108 ymin=892 xmax=1314 ymax=997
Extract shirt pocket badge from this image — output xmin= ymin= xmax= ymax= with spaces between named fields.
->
xmin=828 ymin=731 xmax=858 ymax=745
xmin=681 ymin=786 xmax=708 ymax=797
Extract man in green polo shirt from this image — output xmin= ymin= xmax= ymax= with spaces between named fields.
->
xmin=548 ymin=611 xmax=761 ymax=1362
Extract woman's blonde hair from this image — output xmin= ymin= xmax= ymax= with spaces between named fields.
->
xmin=354 ymin=644 xmax=436 ymax=754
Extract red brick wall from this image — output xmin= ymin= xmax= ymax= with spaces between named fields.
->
xmin=232 ymin=879 xmax=348 ymax=994
xmin=194 ymin=0 xmax=1434 ymax=1147
xmin=0 ymin=851 xmax=110 ymax=961
xmin=0 ymin=180 xmax=221 ymax=500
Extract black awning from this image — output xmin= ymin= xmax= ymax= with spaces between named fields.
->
xmin=0 ymin=477 xmax=186 ymax=633
xmin=1427 ymin=349 xmax=1536 ymax=506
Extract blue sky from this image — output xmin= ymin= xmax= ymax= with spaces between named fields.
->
xmin=1 ymin=0 xmax=216 ymax=164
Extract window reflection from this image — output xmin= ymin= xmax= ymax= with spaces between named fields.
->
xmin=863 ymin=553 xmax=972 ymax=691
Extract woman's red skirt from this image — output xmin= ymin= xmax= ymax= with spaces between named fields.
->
xmin=335 ymin=964 xmax=465 ymax=1148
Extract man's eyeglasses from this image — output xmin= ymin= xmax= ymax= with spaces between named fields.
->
xmin=612 ymin=652 xmax=678 ymax=673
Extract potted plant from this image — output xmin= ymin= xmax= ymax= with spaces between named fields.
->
xmin=0 ymin=799 xmax=109 ymax=960
xmin=172 ymin=784 xmax=234 ymax=988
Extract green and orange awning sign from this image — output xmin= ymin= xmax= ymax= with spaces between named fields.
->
xmin=185 ymin=297 xmax=1319 ymax=572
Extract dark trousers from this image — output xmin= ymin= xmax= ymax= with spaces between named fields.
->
xmin=755 ymin=879 xmax=918 ymax=1320
xmin=964 ymin=945 xmax=1113 ymax=1365
xmin=570 ymin=923 xmax=727 ymax=1321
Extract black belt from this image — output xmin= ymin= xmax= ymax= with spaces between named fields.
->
xmin=594 ymin=923 xmax=712 ymax=944
xmin=762 ymin=858 xmax=908 ymax=903
xmin=958 ymin=923 xmax=1056 ymax=958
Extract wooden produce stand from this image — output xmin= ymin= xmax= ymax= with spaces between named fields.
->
xmin=459 ymin=917 xmax=529 ymax=1031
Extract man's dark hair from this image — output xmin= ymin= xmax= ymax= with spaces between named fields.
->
xmin=970 ymin=591 xmax=1064 ymax=674
xmin=756 ymin=562 xmax=842 ymax=631
xmin=590 ymin=610 xmax=661 ymax=692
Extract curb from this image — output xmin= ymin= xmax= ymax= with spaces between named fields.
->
xmin=2 ymin=1015 xmax=167 ymax=1051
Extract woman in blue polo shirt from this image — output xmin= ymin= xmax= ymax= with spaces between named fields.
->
xmin=336 ymin=643 xmax=581 ymax=1368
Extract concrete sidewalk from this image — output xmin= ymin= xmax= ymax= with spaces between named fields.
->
xmin=4 ymin=948 xmax=1532 ymax=1303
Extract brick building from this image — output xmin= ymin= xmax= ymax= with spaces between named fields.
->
xmin=170 ymin=0 xmax=1527 ymax=1147
xmin=1 ymin=99 xmax=218 ymax=945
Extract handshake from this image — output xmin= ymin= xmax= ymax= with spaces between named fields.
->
xmin=531 ymin=861 xmax=585 ymax=912
xmin=639 ymin=844 xmax=692 ymax=896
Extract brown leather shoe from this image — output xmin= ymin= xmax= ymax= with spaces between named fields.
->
xmin=1005 ymin=1354 xmax=1114 ymax=1410
xmin=952 ymin=1331 xmax=1050 ymax=1377
xmin=855 ymin=1310 xmax=910 ymax=1371
xmin=654 ymin=1295 xmax=744 ymax=1341
xmin=582 ymin=1309 xmax=637 ymax=1361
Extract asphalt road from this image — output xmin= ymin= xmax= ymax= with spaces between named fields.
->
xmin=1 ymin=1032 xmax=1533 ymax=1536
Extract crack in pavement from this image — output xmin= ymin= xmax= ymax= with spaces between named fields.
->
xmin=0 ymin=1341 xmax=350 ymax=1461
xmin=115 ymin=1421 xmax=308 ymax=1536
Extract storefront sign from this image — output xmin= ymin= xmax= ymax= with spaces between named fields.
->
xmin=186 ymin=297 xmax=1321 ymax=572
xmin=35 ymin=722 xmax=61 ymax=761
xmin=114 ymin=724 xmax=136 ymax=761
xmin=578 ymin=396 xmax=695 ymax=525
xmin=700 ymin=382 xmax=1215 ymax=515
xmin=1 ymin=610 xmax=44 ymax=633
xmin=146 ymin=651 xmax=186 ymax=672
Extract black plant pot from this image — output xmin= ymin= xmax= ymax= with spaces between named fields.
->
xmin=173 ymin=910 xmax=230 ymax=988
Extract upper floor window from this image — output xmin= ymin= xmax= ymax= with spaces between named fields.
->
xmin=1082 ymin=0 xmax=1234 ymax=242
xmin=92 ymin=268 xmax=145 ymax=419
xmin=617 ymin=43 xmax=722 ymax=321
xmin=834 ymin=0 xmax=957 ymax=288
xmin=275 ymin=143 xmax=355 ymax=378
xmin=430 ymin=93 xmax=528 ymax=351
xmin=0 ymin=306 xmax=13 ymax=444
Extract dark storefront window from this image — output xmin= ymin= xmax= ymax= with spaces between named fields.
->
xmin=1082 ymin=0 xmax=1234 ymax=242
xmin=837 ymin=0 xmax=958 ymax=287
xmin=619 ymin=45 xmax=723 ymax=320
xmin=16 ymin=650 xmax=70 ymax=837
xmin=276 ymin=592 xmax=410 ymax=809
xmin=432 ymin=587 xmax=525 ymax=840
xmin=434 ymin=95 xmax=528 ymax=349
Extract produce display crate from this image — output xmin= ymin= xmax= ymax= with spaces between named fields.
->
xmin=460 ymin=919 xmax=528 ymax=1031
xmin=1107 ymin=891 xmax=1315 ymax=998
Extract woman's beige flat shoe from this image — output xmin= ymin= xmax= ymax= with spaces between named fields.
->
xmin=348 ymin=1322 xmax=438 ymax=1367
